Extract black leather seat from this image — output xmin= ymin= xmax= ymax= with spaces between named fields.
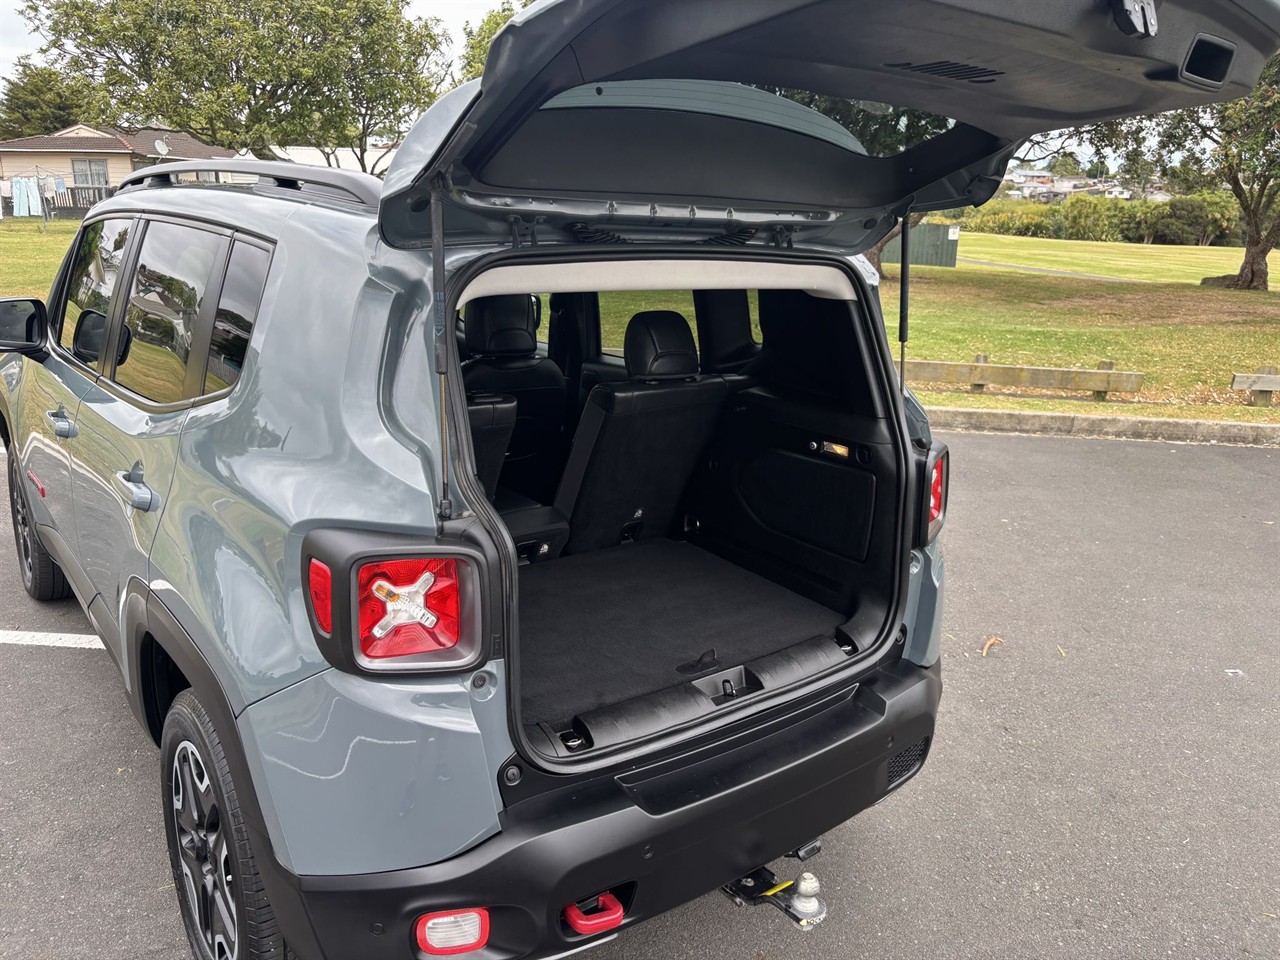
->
xmin=466 ymin=392 xmax=516 ymax=501
xmin=554 ymin=310 xmax=729 ymax=554
xmin=461 ymin=295 xmax=567 ymax=503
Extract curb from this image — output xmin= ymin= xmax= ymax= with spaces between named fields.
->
xmin=925 ymin=407 xmax=1280 ymax=447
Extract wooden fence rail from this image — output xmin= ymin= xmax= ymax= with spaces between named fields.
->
xmin=1231 ymin=365 xmax=1280 ymax=407
xmin=896 ymin=355 xmax=1144 ymax=401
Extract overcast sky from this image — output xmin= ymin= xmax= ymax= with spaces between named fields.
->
xmin=0 ymin=0 xmax=500 ymax=85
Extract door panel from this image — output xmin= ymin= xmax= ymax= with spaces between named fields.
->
xmin=70 ymin=219 xmax=226 ymax=659
xmin=20 ymin=217 xmax=136 ymax=554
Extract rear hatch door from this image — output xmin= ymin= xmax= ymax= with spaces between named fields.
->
xmin=380 ymin=0 xmax=1280 ymax=253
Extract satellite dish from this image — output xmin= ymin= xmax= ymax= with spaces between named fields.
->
xmin=154 ymin=138 xmax=170 ymax=157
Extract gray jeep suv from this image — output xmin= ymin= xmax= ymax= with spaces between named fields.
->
xmin=3 ymin=2 xmax=1277 ymax=958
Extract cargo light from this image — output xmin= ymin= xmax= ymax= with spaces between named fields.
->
xmin=357 ymin=557 xmax=460 ymax=659
xmin=414 ymin=908 xmax=489 ymax=956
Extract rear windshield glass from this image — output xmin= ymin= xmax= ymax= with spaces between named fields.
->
xmin=541 ymin=79 xmax=955 ymax=158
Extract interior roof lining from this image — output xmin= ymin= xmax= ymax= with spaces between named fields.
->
xmin=456 ymin=259 xmax=859 ymax=307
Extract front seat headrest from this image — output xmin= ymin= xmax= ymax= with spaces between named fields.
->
xmin=464 ymin=295 xmax=538 ymax=357
xmin=624 ymin=310 xmax=699 ymax=380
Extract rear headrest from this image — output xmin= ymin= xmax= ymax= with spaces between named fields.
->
xmin=624 ymin=310 xmax=699 ymax=380
xmin=464 ymin=295 xmax=537 ymax=357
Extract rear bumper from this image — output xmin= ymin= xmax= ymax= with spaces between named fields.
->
xmin=274 ymin=659 xmax=941 ymax=960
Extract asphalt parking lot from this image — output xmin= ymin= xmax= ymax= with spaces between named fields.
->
xmin=1 ymin=432 xmax=1277 ymax=960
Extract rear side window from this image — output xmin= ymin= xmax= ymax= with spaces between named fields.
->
xmin=113 ymin=221 xmax=224 ymax=404
xmin=59 ymin=218 xmax=133 ymax=360
xmin=204 ymin=242 xmax=270 ymax=394
xmin=598 ymin=290 xmax=697 ymax=354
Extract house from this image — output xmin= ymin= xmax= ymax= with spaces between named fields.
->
xmin=0 ymin=124 xmax=234 ymax=213
xmin=1104 ymin=186 xmax=1133 ymax=200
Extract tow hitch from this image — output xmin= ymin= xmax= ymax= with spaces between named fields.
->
xmin=720 ymin=842 xmax=828 ymax=931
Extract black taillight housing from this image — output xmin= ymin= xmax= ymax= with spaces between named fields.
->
xmin=918 ymin=440 xmax=949 ymax=546
xmin=301 ymin=528 xmax=488 ymax=675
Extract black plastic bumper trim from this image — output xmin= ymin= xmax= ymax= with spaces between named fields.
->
xmin=274 ymin=659 xmax=940 ymax=960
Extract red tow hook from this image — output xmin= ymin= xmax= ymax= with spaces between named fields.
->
xmin=563 ymin=892 xmax=625 ymax=936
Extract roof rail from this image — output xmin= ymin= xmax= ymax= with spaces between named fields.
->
xmin=115 ymin=159 xmax=381 ymax=208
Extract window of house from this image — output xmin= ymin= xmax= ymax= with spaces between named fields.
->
xmin=59 ymin=218 xmax=134 ymax=361
xmin=203 ymin=241 xmax=270 ymax=394
xmin=112 ymin=221 xmax=225 ymax=404
xmin=71 ymin=158 xmax=110 ymax=187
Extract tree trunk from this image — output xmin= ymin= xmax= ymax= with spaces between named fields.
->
xmin=1232 ymin=244 xmax=1270 ymax=290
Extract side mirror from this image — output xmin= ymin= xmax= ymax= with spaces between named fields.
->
xmin=0 ymin=297 xmax=48 ymax=355
xmin=72 ymin=310 xmax=109 ymax=364
xmin=115 ymin=322 xmax=133 ymax=366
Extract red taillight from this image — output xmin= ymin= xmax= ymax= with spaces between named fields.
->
xmin=929 ymin=456 xmax=946 ymax=524
xmin=414 ymin=908 xmax=489 ymax=956
xmin=307 ymin=559 xmax=333 ymax=634
xmin=356 ymin=557 xmax=461 ymax=659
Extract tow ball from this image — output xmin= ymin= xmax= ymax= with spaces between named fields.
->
xmin=720 ymin=841 xmax=828 ymax=931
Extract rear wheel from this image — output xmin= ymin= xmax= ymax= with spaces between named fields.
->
xmin=161 ymin=689 xmax=292 ymax=960
xmin=6 ymin=450 xmax=71 ymax=601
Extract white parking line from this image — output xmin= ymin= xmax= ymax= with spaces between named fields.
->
xmin=0 ymin=629 xmax=104 ymax=649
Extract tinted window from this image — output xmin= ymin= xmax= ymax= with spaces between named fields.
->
xmin=114 ymin=221 xmax=223 ymax=404
xmin=204 ymin=242 xmax=269 ymax=394
xmin=60 ymin=218 xmax=133 ymax=359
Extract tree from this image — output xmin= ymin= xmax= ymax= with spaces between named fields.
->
xmin=0 ymin=58 xmax=96 ymax=140
xmin=1085 ymin=54 xmax=1280 ymax=289
xmin=1085 ymin=158 xmax=1111 ymax=179
xmin=311 ymin=0 xmax=447 ymax=174
xmin=1046 ymin=152 xmax=1083 ymax=177
xmin=458 ymin=1 xmax=534 ymax=83
xmin=22 ymin=0 xmax=447 ymax=169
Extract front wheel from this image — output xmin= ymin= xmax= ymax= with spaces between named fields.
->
xmin=161 ymin=689 xmax=292 ymax=960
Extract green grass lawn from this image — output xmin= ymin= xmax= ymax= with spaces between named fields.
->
xmin=955 ymin=232 xmax=1280 ymax=285
xmin=882 ymin=266 xmax=1280 ymax=422
xmin=4 ymin=219 xmax=1277 ymax=422
xmin=0 ymin=220 xmax=80 ymax=299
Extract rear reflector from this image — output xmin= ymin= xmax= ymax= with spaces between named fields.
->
xmin=307 ymin=559 xmax=333 ymax=634
xmin=415 ymin=908 xmax=489 ymax=956
xmin=357 ymin=557 xmax=461 ymax=659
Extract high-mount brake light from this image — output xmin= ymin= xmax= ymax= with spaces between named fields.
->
xmin=307 ymin=558 xmax=333 ymax=634
xmin=356 ymin=557 xmax=461 ymax=659
xmin=414 ymin=908 xmax=490 ymax=956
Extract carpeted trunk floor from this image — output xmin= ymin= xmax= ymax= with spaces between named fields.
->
xmin=517 ymin=538 xmax=845 ymax=726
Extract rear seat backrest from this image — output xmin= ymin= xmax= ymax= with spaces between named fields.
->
xmin=554 ymin=311 xmax=729 ymax=554
xmin=461 ymin=295 xmax=567 ymax=503
xmin=466 ymin=392 xmax=516 ymax=501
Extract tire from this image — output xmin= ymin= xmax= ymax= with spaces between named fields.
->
xmin=161 ymin=689 xmax=292 ymax=960
xmin=6 ymin=448 xmax=72 ymax=601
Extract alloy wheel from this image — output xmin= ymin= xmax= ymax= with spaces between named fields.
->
xmin=8 ymin=458 xmax=34 ymax=590
xmin=171 ymin=741 xmax=238 ymax=960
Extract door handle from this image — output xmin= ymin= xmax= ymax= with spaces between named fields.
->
xmin=116 ymin=460 xmax=156 ymax=512
xmin=45 ymin=405 xmax=77 ymax=439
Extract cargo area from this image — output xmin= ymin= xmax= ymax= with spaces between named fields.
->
xmin=457 ymin=259 xmax=915 ymax=760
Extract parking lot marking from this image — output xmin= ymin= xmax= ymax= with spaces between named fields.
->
xmin=0 ymin=629 xmax=104 ymax=649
